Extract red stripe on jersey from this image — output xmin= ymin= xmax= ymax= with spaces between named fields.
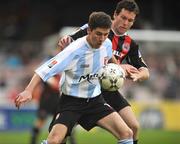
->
xmin=112 ymin=35 xmax=119 ymax=51
xmin=119 ymin=35 xmax=131 ymax=63
xmin=125 ymin=36 xmax=131 ymax=46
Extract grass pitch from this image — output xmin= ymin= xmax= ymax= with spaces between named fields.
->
xmin=0 ymin=128 xmax=179 ymax=144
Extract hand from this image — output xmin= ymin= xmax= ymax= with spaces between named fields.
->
xmin=14 ymin=90 xmax=33 ymax=109
xmin=57 ymin=36 xmax=72 ymax=51
xmin=126 ymin=69 xmax=141 ymax=82
xmin=120 ymin=64 xmax=138 ymax=77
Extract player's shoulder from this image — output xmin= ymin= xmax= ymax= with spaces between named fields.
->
xmin=125 ymin=33 xmax=133 ymax=41
xmin=71 ymin=36 xmax=86 ymax=46
xmin=104 ymin=38 xmax=112 ymax=45
xmin=70 ymin=24 xmax=88 ymax=40
xmin=63 ymin=36 xmax=86 ymax=53
xmin=65 ymin=36 xmax=88 ymax=56
xmin=125 ymin=33 xmax=138 ymax=46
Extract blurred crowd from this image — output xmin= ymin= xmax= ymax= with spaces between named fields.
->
xmin=0 ymin=41 xmax=42 ymax=107
xmin=123 ymin=49 xmax=180 ymax=102
xmin=0 ymin=1 xmax=180 ymax=108
xmin=0 ymin=35 xmax=180 ymax=108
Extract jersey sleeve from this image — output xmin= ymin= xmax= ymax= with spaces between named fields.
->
xmin=70 ymin=24 xmax=88 ymax=40
xmin=126 ymin=40 xmax=148 ymax=69
xmin=35 ymin=43 xmax=79 ymax=81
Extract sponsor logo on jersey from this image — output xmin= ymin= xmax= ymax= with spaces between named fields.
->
xmin=113 ymin=50 xmax=121 ymax=57
xmin=79 ymin=73 xmax=99 ymax=84
xmin=48 ymin=60 xmax=57 ymax=68
xmin=80 ymin=64 xmax=90 ymax=68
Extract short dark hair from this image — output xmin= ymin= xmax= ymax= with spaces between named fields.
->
xmin=88 ymin=11 xmax=112 ymax=30
xmin=115 ymin=0 xmax=140 ymax=15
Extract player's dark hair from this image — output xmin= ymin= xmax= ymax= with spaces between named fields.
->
xmin=88 ymin=11 xmax=112 ymax=30
xmin=115 ymin=0 xmax=140 ymax=15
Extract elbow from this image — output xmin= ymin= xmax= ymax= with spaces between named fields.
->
xmin=145 ymin=70 xmax=150 ymax=80
xmin=143 ymin=68 xmax=150 ymax=80
xmin=139 ymin=67 xmax=150 ymax=81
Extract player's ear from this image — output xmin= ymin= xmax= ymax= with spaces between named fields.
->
xmin=87 ymin=27 xmax=91 ymax=34
xmin=113 ymin=11 xmax=117 ymax=20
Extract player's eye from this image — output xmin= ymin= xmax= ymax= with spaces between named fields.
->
xmin=121 ymin=15 xmax=134 ymax=23
xmin=96 ymin=32 xmax=103 ymax=36
xmin=103 ymin=33 xmax=109 ymax=37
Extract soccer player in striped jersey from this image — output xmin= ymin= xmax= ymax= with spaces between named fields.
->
xmin=30 ymin=52 xmax=76 ymax=144
xmin=58 ymin=1 xmax=150 ymax=144
xmin=15 ymin=11 xmax=133 ymax=144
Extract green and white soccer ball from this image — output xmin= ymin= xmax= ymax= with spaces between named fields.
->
xmin=99 ymin=63 xmax=125 ymax=91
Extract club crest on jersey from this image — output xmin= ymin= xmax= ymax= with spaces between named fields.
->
xmin=122 ymin=42 xmax=130 ymax=51
xmin=48 ymin=60 xmax=57 ymax=68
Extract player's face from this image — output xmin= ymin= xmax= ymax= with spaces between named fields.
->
xmin=87 ymin=28 xmax=110 ymax=48
xmin=112 ymin=8 xmax=136 ymax=35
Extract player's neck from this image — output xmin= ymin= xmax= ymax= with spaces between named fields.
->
xmin=86 ymin=36 xmax=98 ymax=49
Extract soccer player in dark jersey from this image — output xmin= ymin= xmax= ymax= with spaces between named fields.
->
xmin=58 ymin=1 xmax=149 ymax=144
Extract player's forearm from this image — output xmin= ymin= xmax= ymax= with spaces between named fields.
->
xmin=109 ymin=55 xmax=119 ymax=64
xmin=25 ymin=73 xmax=43 ymax=94
xmin=138 ymin=67 xmax=149 ymax=81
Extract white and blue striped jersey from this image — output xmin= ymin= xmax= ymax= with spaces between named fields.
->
xmin=35 ymin=36 xmax=112 ymax=98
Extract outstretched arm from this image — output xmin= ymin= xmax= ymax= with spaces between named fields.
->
xmin=14 ymin=73 xmax=43 ymax=109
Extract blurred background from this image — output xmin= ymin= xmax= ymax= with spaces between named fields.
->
xmin=0 ymin=0 xmax=180 ymax=144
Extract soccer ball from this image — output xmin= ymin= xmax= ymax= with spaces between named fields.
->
xmin=99 ymin=63 xmax=125 ymax=91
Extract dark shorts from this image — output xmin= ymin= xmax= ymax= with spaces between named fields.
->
xmin=49 ymin=94 xmax=114 ymax=135
xmin=102 ymin=90 xmax=130 ymax=112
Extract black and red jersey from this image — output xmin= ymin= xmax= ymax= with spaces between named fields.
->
xmin=70 ymin=24 xmax=147 ymax=69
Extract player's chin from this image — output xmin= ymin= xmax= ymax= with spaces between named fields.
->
xmin=98 ymin=44 xmax=102 ymax=47
xmin=119 ymin=27 xmax=127 ymax=34
xmin=95 ymin=43 xmax=102 ymax=48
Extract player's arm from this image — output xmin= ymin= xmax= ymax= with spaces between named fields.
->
xmin=108 ymin=55 xmax=118 ymax=64
xmin=137 ymin=67 xmax=149 ymax=81
xmin=127 ymin=66 xmax=149 ymax=82
xmin=126 ymin=42 xmax=150 ymax=82
xmin=15 ymin=73 xmax=43 ymax=109
xmin=126 ymin=55 xmax=150 ymax=82
xmin=58 ymin=36 xmax=73 ymax=51
xmin=57 ymin=24 xmax=88 ymax=51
